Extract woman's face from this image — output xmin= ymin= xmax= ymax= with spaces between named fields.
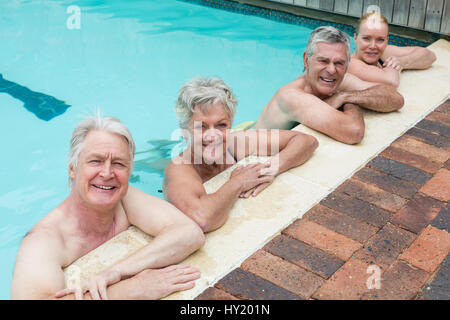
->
xmin=188 ymin=102 xmax=232 ymax=165
xmin=355 ymin=18 xmax=389 ymax=65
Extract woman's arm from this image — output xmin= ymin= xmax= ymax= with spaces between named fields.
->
xmin=164 ymin=160 xmax=272 ymax=233
xmin=382 ymin=45 xmax=436 ymax=70
xmin=228 ymin=129 xmax=318 ymax=197
xmin=348 ymin=57 xmax=400 ymax=87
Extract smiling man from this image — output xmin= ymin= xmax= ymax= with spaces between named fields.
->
xmin=11 ymin=114 xmax=205 ymax=300
xmin=255 ymin=26 xmax=404 ymax=144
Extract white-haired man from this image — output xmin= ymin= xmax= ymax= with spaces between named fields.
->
xmin=255 ymin=26 xmax=404 ymax=144
xmin=11 ymin=114 xmax=205 ymax=300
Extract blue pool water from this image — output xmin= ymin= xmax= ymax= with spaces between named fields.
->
xmin=0 ymin=0 xmax=355 ymax=299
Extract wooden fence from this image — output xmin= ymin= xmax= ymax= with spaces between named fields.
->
xmin=268 ymin=0 xmax=449 ymax=34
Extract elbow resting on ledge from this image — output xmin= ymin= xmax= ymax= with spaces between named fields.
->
xmin=379 ymin=85 xmax=405 ymax=112
xmin=308 ymin=135 xmax=320 ymax=151
xmin=393 ymin=91 xmax=405 ymax=111
xmin=188 ymin=208 xmax=218 ymax=233
xmin=344 ymin=124 xmax=365 ymax=145
xmin=190 ymin=221 xmax=206 ymax=249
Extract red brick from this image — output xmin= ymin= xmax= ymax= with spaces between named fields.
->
xmin=426 ymin=111 xmax=450 ymax=126
xmin=367 ymin=156 xmax=432 ymax=186
xmin=336 ymin=178 xmax=407 ymax=212
xmin=400 ymin=225 xmax=450 ymax=273
xmin=418 ymin=254 xmax=450 ymax=300
xmin=303 ymin=204 xmax=379 ymax=243
xmin=195 ymin=287 xmax=239 ymax=300
xmin=312 ymin=259 xmax=372 ymax=300
xmin=353 ymin=223 xmax=416 ymax=270
xmin=215 ymin=268 xmax=302 ymax=300
xmin=362 ymin=261 xmax=429 ymax=300
xmin=321 ymin=191 xmax=392 ymax=227
xmin=390 ymin=136 xmax=449 ymax=164
xmin=380 ymin=146 xmax=443 ymax=174
xmin=435 ymin=100 xmax=450 ymax=114
xmin=354 ymin=167 xmax=419 ymax=199
xmin=264 ymin=235 xmax=344 ymax=279
xmin=241 ymin=250 xmax=325 ymax=298
xmin=419 ymin=169 xmax=450 ymax=202
xmin=431 ymin=203 xmax=450 ymax=233
xmin=445 ymin=158 xmax=450 ymax=170
xmin=391 ymin=194 xmax=445 ymax=234
xmin=415 ymin=119 xmax=450 ymax=138
xmin=405 ymin=128 xmax=449 ymax=149
xmin=284 ymin=220 xmax=362 ymax=260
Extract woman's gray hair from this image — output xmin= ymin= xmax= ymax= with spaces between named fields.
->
xmin=305 ymin=26 xmax=351 ymax=63
xmin=175 ymin=77 xmax=237 ymax=129
xmin=68 ymin=112 xmax=135 ymax=182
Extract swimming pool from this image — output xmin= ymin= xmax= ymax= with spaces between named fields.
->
xmin=0 ymin=0 xmax=354 ymax=299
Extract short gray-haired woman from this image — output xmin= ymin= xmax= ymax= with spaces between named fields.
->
xmin=163 ymin=77 xmax=318 ymax=233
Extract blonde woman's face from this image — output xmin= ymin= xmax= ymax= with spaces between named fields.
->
xmin=355 ymin=17 xmax=389 ymax=65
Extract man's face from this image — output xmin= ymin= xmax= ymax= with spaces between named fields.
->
xmin=69 ymin=130 xmax=131 ymax=210
xmin=304 ymin=42 xmax=348 ymax=98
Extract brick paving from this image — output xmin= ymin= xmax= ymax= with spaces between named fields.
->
xmin=196 ymin=100 xmax=450 ymax=300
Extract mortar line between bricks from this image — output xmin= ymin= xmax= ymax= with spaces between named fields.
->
xmin=266 ymin=233 xmax=342 ymax=280
xmin=319 ymin=200 xmax=387 ymax=231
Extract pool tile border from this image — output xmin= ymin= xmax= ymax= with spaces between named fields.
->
xmin=180 ymin=0 xmax=432 ymax=47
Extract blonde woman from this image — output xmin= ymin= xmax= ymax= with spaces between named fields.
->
xmin=348 ymin=12 xmax=436 ymax=87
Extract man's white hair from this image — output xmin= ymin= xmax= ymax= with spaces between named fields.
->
xmin=305 ymin=26 xmax=351 ymax=63
xmin=68 ymin=111 xmax=135 ymax=183
xmin=175 ymin=77 xmax=237 ymax=129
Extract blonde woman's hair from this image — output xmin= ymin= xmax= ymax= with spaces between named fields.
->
xmin=356 ymin=12 xmax=389 ymax=35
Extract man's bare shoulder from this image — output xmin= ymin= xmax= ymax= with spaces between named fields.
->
xmin=11 ymin=213 xmax=67 ymax=299
xmin=278 ymin=76 xmax=307 ymax=94
xmin=19 ymin=213 xmax=66 ymax=264
xmin=25 ymin=208 xmax=65 ymax=243
xmin=276 ymin=76 xmax=312 ymax=106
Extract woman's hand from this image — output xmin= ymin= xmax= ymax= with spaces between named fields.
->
xmin=383 ymin=56 xmax=403 ymax=72
xmin=55 ymin=268 xmax=121 ymax=300
xmin=230 ymin=160 xmax=278 ymax=198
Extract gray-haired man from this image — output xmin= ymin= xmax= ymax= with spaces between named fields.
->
xmin=11 ymin=114 xmax=205 ymax=300
xmin=255 ymin=26 xmax=404 ymax=144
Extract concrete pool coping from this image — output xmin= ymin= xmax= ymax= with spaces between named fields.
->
xmin=64 ymin=39 xmax=450 ymax=300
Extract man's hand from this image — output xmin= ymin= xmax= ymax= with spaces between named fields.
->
xmin=133 ymin=264 xmax=200 ymax=300
xmin=324 ymin=91 xmax=347 ymax=109
xmin=55 ymin=264 xmax=201 ymax=300
xmin=55 ymin=268 xmax=121 ymax=300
